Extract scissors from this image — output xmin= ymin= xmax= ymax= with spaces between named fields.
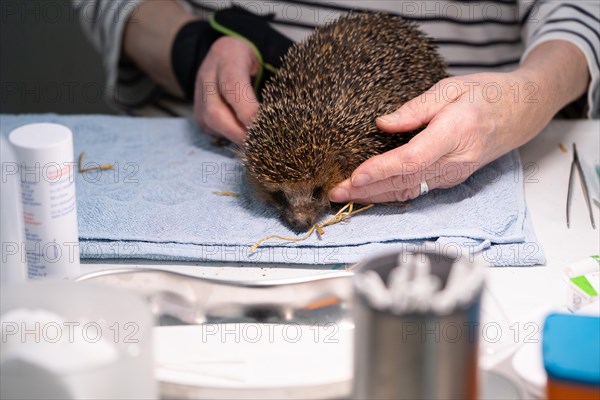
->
xmin=566 ymin=143 xmax=596 ymax=229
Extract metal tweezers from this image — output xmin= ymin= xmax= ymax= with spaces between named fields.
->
xmin=566 ymin=143 xmax=596 ymax=229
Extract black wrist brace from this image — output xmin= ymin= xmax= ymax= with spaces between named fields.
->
xmin=171 ymin=5 xmax=294 ymax=101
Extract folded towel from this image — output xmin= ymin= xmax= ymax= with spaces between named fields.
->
xmin=1 ymin=114 xmax=545 ymax=266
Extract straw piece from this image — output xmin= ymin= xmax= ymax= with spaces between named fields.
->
xmin=78 ymin=152 xmax=85 ymax=172
xmin=78 ymin=152 xmax=114 ymax=173
xmin=213 ymin=190 xmax=240 ymax=197
xmin=249 ymin=202 xmax=374 ymax=253
xmin=559 ymin=143 xmax=568 ymax=153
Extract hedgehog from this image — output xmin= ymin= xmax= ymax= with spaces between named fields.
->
xmin=242 ymin=12 xmax=447 ymax=231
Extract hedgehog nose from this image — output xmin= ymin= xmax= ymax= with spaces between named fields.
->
xmin=290 ymin=216 xmax=315 ymax=232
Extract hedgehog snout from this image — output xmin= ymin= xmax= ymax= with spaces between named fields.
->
xmin=286 ymin=212 xmax=317 ymax=232
xmin=282 ymin=196 xmax=329 ymax=232
xmin=258 ymin=182 xmax=332 ymax=232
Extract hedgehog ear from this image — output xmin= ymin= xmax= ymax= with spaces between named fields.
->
xmin=337 ymin=154 xmax=348 ymax=172
xmin=338 ymin=152 xmax=365 ymax=176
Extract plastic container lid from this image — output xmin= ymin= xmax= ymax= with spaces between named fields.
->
xmin=8 ymin=123 xmax=74 ymax=165
xmin=543 ymin=313 xmax=600 ymax=385
xmin=8 ymin=123 xmax=72 ymax=150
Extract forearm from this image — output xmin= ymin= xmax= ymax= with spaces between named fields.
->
xmin=517 ymin=40 xmax=590 ymax=119
xmin=122 ymin=0 xmax=196 ymax=97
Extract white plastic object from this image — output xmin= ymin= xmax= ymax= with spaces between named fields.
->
xmin=8 ymin=123 xmax=80 ymax=280
xmin=1 ymin=136 xmax=27 ymax=283
xmin=0 ymin=281 xmax=157 ymax=399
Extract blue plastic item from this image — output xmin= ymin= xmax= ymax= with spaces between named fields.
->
xmin=543 ymin=313 xmax=600 ymax=386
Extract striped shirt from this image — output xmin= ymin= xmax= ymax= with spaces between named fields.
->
xmin=73 ymin=0 xmax=600 ymax=118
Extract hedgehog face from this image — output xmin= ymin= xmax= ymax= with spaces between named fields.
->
xmin=243 ymin=128 xmax=352 ymax=231
xmin=256 ymin=179 xmax=335 ymax=232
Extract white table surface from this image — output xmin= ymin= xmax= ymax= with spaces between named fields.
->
xmin=486 ymin=120 xmax=598 ymax=319
xmin=79 ymin=119 xmax=600 ymax=397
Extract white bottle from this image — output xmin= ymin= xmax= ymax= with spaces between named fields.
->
xmin=8 ymin=123 xmax=80 ymax=280
xmin=1 ymin=136 xmax=27 ymax=283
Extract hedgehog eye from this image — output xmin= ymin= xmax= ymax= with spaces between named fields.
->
xmin=271 ymin=190 xmax=287 ymax=205
xmin=312 ymin=186 xmax=324 ymax=200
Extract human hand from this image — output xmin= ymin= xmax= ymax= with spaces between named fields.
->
xmin=194 ymin=36 xmax=260 ymax=144
xmin=329 ymin=71 xmax=553 ymax=203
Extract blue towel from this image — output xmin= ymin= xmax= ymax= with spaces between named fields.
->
xmin=1 ymin=114 xmax=545 ymax=266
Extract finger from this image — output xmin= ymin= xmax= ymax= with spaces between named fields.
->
xmin=205 ymin=102 xmax=247 ymax=143
xmin=349 ymin=119 xmax=456 ymax=187
xmin=217 ymin=59 xmax=260 ymax=127
xmin=330 ymin=157 xmax=477 ymax=203
xmin=350 ymin=177 xmax=438 ymax=204
xmin=376 ymin=85 xmax=443 ymax=132
xmin=331 ymin=171 xmax=418 ymax=201
xmin=376 ymin=79 xmax=460 ymax=133
xmin=194 ymin=76 xmax=246 ymax=143
xmin=330 ymin=165 xmax=436 ymax=203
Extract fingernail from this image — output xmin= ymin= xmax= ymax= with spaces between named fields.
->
xmin=377 ymin=114 xmax=397 ymax=125
xmin=329 ymin=187 xmax=349 ymax=202
xmin=352 ymin=174 xmax=371 ymax=187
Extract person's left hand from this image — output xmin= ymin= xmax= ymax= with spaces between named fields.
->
xmin=328 ymin=71 xmax=553 ymax=203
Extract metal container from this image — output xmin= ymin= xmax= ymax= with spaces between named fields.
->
xmin=352 ymin=250 xmax=484 ymax=400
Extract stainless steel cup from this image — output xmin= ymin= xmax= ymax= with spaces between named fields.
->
xmin=352 ymin=250 xmax=483 ymax=400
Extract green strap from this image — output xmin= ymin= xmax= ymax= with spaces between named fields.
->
xmin=209 ymin=15 xmax=277 ymax=93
